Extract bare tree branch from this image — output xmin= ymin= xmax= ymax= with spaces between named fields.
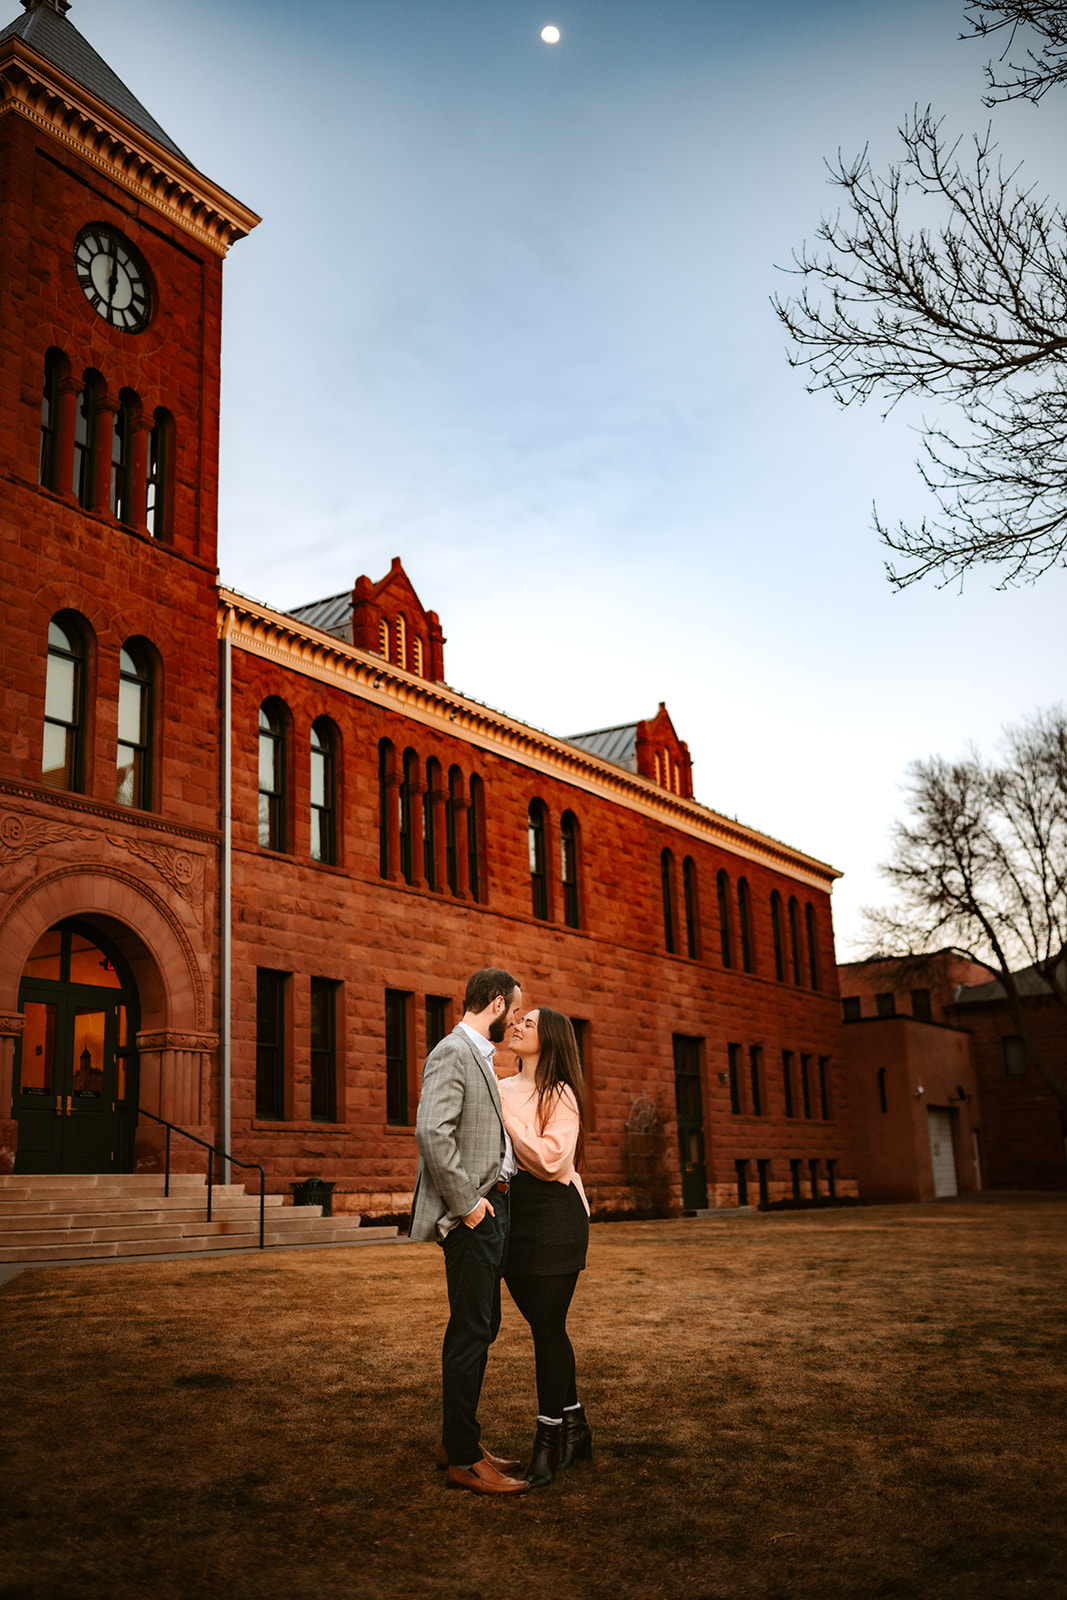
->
xmin=863 ymin=708 xmax=1067 ymax=1104
xmin=774 ymin=110 xmax=1067 ymax=588
xmin=963 ymin=2 xmax=1067 ymax=103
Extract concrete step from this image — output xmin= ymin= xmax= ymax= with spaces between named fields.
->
xmin=0 ymin=1173 xmax=210 ymax=1191
xmin=0 ymin=1203 xmax=302 ymax=1235
xmin=0 ymin=1223 xmax=399 ymax=1263
xmin=0 ymin=1189 xmax=261 ymax=1217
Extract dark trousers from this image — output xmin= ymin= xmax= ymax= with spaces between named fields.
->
xmin=505 ymin=1271 xmax=580 ymax=1420
xmin=441 ymin=1200 xmax=508 ymax=1465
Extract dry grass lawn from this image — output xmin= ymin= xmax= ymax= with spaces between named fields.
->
xmin=2 ymin=1195 xmax=1066 ymax=1600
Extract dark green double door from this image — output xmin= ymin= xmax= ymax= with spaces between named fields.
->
xmin=14 ymin=923 xmax=138 ymax=1174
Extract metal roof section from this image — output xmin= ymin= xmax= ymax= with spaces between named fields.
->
xmin=0 ymin=0 xmax=186 ymax=158
xmin=288 ymin=592 xmax=353 ymax=643
xmin=566 ymin=723 xmax=639 ymax=773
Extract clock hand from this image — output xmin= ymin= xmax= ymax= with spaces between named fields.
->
xmin=107 ymin=238 xmax=119 ymax=305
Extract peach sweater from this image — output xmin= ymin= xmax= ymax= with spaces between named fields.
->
xmin=498 ymin=1071 xmax=589 ymax=1214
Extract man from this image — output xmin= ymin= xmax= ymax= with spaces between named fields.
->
xmin=410 ymin=967 xmax=529 ymax=1496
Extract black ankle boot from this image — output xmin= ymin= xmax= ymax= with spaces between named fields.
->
xmin=558 ymin=1404 xmax=593 ymax=1469
xmin=525 ymin=1420 xmax=561 ymax=1488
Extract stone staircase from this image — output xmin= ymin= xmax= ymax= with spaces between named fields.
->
xmin=0 ymin=1173 xmax=399 ymax=1264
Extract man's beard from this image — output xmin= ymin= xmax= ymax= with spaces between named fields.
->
xmin=488 ymin=1013 xmax=507 ymax=1045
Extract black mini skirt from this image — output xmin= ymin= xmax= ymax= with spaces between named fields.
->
xmin=505 ymin=1168 xmax=589 ymax=1277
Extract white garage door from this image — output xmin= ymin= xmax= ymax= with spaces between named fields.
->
xmin=927 ymin=1107 xmax=959 ymax=1198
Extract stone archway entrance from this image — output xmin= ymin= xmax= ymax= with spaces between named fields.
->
xmin=14 ymin=921 xmax=141 ymax=1175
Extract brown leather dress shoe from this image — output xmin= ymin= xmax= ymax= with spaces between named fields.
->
xmin=446 ymin=1459 xmax=530 ymax=1495
xmin=435 ymin=1443 xmax=523 ymax=1475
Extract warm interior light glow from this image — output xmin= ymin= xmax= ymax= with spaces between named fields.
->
xmin=541 ymin=25 xmax=560 ymax=43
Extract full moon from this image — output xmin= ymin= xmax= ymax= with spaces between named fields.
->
xmin=540 ymin=25 xmax=560 ymax=43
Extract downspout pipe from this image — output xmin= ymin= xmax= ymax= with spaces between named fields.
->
xmin=220 ymin=609 xmax=233 ymax=1183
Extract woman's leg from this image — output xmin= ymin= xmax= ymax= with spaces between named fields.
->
xmin=506 ymin=1271 xmax=579 ymax=1420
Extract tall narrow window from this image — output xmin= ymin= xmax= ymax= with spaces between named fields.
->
xmin=771 ymin=892 xmax=784 ymax=981
xmin=735 ymin=1159 xmax=749 ymax=1206
xmin=661 ymin=849 xmax=676 ymax=953
xmin=805 ymin=903 xmax=820 ymax=990
xmin=818 ymin=1056 xmax=831 ymax=1120
xmin=737 ymin=878 xmax=753 ymax=972
xmin=310 ymin=978 xmax=337 ymax=1121
xmin=116 ymin=641 xmax=152 ymax=808
xmin=530 ymin=801 xmax=549 ymax=920
xmin=447 ymin=767 xmax=462 ymax=896
xmin=111 ymin=389 xmax=137 ymax=523
xmin=877 ymin=1066 xmax=888 ymax=1113
xmin=561 ymin=811 xmax=580 ymax=929
xmin=717 ymin=870 xmax=732 ymax=966
xmin=749 ymin=1045 xmax=763 ymax=1116
xmin=310 ymin=718 xmax=337 ymax=864
xmin=790 ymin=1158 xmax=803 ymax=1202
xmin=788 ymin=896 xmax=802 ymax=985
xmin=258 ymin=700 xmax=287 ymax=850
xmin=800 ymin=1053 xmax=813 ymax=1119
xmin=40 ymin=349 xmax=64 ymax=491
xmin=682 ymin=857 xmax=698 ymax=958
xmin=426 ymin=995 xmax=450 ymax=1054
xmin=399 ymin=748 xmax=416 ymax=884
xmin=378 ymin=740 xmax=394 ymax=877
xmin=782 ymin=1050 xmax=795 ymax=1118
xmin=468 ymin=773 xmax=484 ymax=903
xmin=256 ymin=968 xmax=287 ymax=1120
xmin=412 ymin=637 xmax=424 ymax=676
xmin=395 ymin=615 xmax=407 ymax=671
xmin=43 ymin=616 xmax=86 ymax=791
xmin=727 ymin=1041 xmax=742 ymax=1115
xmin=424 ymin=757 xmax=440 ymax=886
xmin=74 ymin=371 xmax=102 ymax=510
xmin=145 ymin=409 xmax=172 ymax=540
xmin=385 ymin=989 xmax=410 ymax=1125
xmin=757 ymin=1158 xmax=770 ymax=1209
xmin=378 ymin=618 xmax=389 ymax=659
xmin=809 ymin=1159 xmax=820 ymax=1200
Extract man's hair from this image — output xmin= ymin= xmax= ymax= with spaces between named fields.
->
xmin=463 ymin=968 xmax=518 ymax=1016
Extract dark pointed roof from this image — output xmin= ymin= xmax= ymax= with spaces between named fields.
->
xmin=288 ymin=592 xmax=353 ymax=644
xmin=0 ymin=0 xmax=186 ymax=158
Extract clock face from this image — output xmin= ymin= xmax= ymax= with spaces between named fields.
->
xmin=73 ymin=225 xmax=152 ymax=333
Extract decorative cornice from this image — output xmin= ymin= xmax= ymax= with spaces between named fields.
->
xmin=0 ymin=781 xmax=220 ymax=848
xmin=0 ymin=1014 xmax=25 ymax=1038
xmin=136 ymin=1030 xmax=217 ymax=1053
xmin=219 ymin=590 xmax=842 ymax=892
xmin=0 ymin=39 xmax=260 ymax=254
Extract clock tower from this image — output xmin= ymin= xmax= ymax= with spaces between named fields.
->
xmin=0 ymin=0 xmax=259 ymax=1173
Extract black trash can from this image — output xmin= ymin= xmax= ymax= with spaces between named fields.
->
xmin=289 ymin=1178 xmax=336 ymax=1217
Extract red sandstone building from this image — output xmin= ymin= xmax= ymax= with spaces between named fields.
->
xmin=0 ymin=0 xmax=854 ymax=1217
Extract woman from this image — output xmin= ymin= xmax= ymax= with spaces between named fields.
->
xmin=499 ymin=1006 xmax=593 ymax=1488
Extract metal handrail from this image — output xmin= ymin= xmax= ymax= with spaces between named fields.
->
xmin=136 ymin=1107 xmax=267 ymax=1249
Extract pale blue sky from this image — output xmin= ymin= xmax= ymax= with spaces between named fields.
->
xmin=76 ymin=0 xmax=1067 ymax=950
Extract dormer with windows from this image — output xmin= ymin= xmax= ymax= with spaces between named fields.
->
xmin=567 ymin=702 xmax=693 ymax=799
xmin=288 ymin=557 xmax=446 ymax=683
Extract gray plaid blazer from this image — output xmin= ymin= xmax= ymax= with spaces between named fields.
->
xmin=409 ymin=1026 xmax=506 ymax=1242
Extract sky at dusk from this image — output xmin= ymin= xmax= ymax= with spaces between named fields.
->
xmin=69 ymin=0 xmax=1067 ymax=950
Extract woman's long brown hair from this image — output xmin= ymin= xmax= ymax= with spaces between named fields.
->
xmin=532 ymin=1007 xmax=586 ymax=1167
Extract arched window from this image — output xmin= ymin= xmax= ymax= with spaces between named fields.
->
xmin=682 ymin=857 xmax=698 ymax=958
xmin=468 ymin=773 xmax=484 ymax=903
xmin=770 ymin=891 xmax=784 ymax=981
xmin=40 ymin=349 xmax=65 ymax=491
xmin=806 ymin=902 xmax=820 ymax=990
xmin=717 ymin=870 xmax=732 ymax=967
xmin=737 ymin=878 xmax=753 ymax=973
xmin=399 ymin=748 xmax=417 ymax=884
xmin=378 ymin=618 xmax=389 ymax=660
xmin=788 ymin=896 xmax=802 ymax=985
xmin=74 ymin=371 xmax=103 ymax=510
xmin=310 ymin=718 xmax=337 ymax=864
xmin=395 ymin=615 xmax=408 ymax=671
xmin=447 ymin=766 xmax=462 ymax=895
xmin=43 ymin=616 xmax=87 ymax=791
xmin=561 ymin=811 xmax=580 ymax=929
xmin=529 ymin=800 xmax=548 ymax=920
xmin=111 ymin=389 xmax=138 ymax=524
xmin=661 ymin=849 xmax=676 ymax=953
xmin=146 ymin=409 xmax=172 ymax=540
xmin=424 ymin=757 xmax=440 ymax=886
xmin=378 ymin=739 xmax=394 ymax=876
xmin=116 ymin=641 xmax=153 ymax=808
xmin=412 ymin=637 xmax=424 ymax=676
xmin=258 ymin=700 xmax=288 ymax=850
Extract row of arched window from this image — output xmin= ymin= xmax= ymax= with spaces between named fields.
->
xmin=377 ymin=615 xmax=424 ymax=677
xmin=378 ymin=742 xmax=485 ymax=902
xmin=43 ymin=613 xmax=154 ymax=808
xmin=528 ymin=800 xmax=581 ymax=928
xmin=40 ymin=349 xmax=173 ymax=539
xmin=661 ymin=853 xmax=821 ymax=987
